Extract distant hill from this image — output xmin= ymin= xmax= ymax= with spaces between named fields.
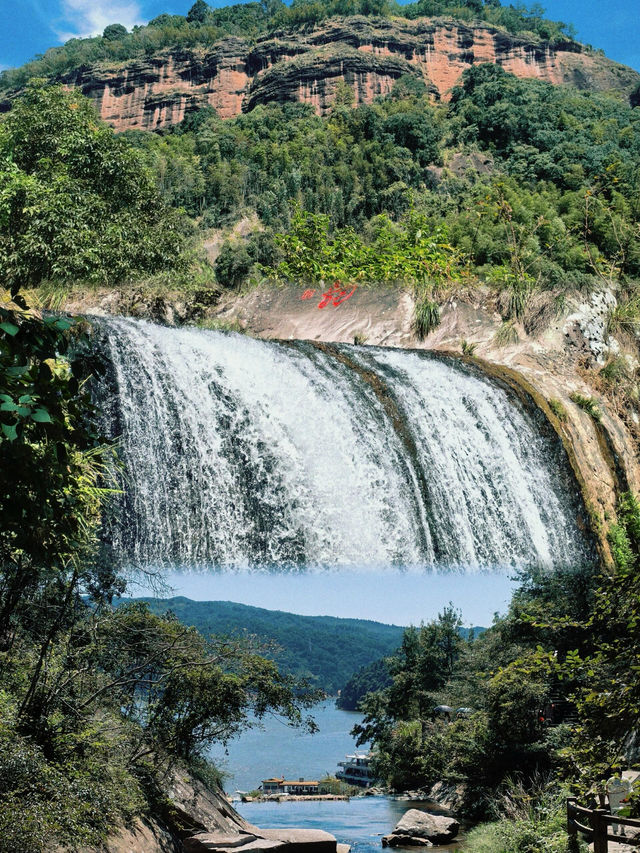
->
xmin=122 ymin=597 xmax=406 ymax=694
xmin=336 ymin=625 xmax=486 ymax=709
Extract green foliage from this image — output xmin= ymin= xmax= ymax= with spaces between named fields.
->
xmin=413 ymin=295 xmax=440 ymax=339
xmin=102 ymin=23 xmax=128 ymax=41
xmin=215 ymin=240 xmax=254 ymax=289
xmin=0 ymin=694 xmax=145 ymax=853
xmin=465 ymin=782 xmax=587 ymax=853
xmin=215 ymin=230 xmax=278 ymax=289
xmin=599 ymin=355 xmax=630 ymax=385
xmin=547 ymin=398 xmax=567 ymax=422
xmin=494 ymin=319 xmax=519 ymax=347
xmin=461 ymin=339 xmax=478 ymax=356
xmin=569 ymin=392 xmax=602 ymax=421
xmin=123 ymin=597 xmax=405 ymax=695
xmin=318 ymin=775 xmax=360 ymax=796
xmin=552 ymin=494 xmax=640 ymax=789
xmin=337 ymin=657 xmax=391 ymax=710
xmin=351 ymin=567 xmax=605 ymax=814
xmin=264 ymin=207 xmax=465 ymax=286
xmin=353 ymin=606 xmax=469 ymax=791
xmin=607 ymin=294 xmax=640 ymax=337
xmin=187 ymin=0 xmax=210 ymax=23
xmin=0 ymin=84 xmax=188 ymax=292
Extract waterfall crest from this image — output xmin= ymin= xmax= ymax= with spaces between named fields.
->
xmin=98 ymin=318 xmax=593 ymax=572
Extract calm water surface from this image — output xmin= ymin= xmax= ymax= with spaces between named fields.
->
xmin=210 ymin=699 xmax=365 ymax=793
xmin=210 ymin=700 xmax=464 ymax=852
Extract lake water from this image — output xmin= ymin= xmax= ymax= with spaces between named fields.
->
xmin=209 ymin=699 xmax=365 ymax=793
xmin=210 ymin=700 xmax=465 ymax=852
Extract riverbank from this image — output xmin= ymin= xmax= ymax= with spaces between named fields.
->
xmin=242 ymin=794 xmax=352 ymax=803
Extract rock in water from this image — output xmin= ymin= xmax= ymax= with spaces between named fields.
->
xmin=381 ymin=809 xmax=459 ymax=847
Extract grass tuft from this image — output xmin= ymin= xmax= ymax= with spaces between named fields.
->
xmin=548 ymin=398 xmax=568 ymax=422
xmin=570 ymin=392 xmax=602 ymax=421
xmin=413 ymin=295 xmax=440 ymax=340
xmin=494 ymin=320 xmax=519 ymax=347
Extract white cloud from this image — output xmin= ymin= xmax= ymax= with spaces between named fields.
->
xmin=57 ymin=0 xmax=143 ymax=41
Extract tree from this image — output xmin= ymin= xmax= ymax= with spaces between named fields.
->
xmin=0 ymin=83 xmax=188 ymax=293
xmin=187 ymin=0 xmax=210 ymax=23
xmin=352 ymin=607 xmax=465 ymax=789
xmin=102 ymin=23 xmax=128 ymax=40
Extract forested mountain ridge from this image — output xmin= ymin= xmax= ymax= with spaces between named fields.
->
xmin=1 ymin=2 xmax=638 ymax=133
xmin=122 ymin=597 xmax=407 ymax=693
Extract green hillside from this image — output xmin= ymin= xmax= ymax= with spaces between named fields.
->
xmin=123 ymin=597 xmax=406 ymax=693
xmin=336 ymin=625 xmax=485 ymax=709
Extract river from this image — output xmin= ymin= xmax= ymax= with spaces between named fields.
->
xmin=209 ymin=699 xmax=465 ymax=852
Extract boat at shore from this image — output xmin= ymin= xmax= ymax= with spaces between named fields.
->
xmin=336 ymin=753 xmax=375 ymax=788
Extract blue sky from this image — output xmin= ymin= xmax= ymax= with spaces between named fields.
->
xmin=133 ymin=568 xmax=518 ymax=626
xmin=1 ymin=0 xmax=639 ymax=73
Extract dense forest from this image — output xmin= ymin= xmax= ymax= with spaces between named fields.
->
xmin=123 ymin=597 xmax=405 ymax=694
xmin=2 ymin=0 xmax=640 ymax=850
xmin=336 ymin=625 xmax=484 ymax=709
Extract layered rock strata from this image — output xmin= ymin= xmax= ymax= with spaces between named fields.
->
xmin=33 ymin=15 xmax=639 ymax=131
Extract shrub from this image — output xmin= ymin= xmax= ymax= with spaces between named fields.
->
xmin=548 ymin=398 xmax=567 ymax=422
xmin=599 ymin=356 xmax=630 ymax=385
xmin=464 ymin=783 xmax=588 ymax=853
xmin=214 ymin=240 xmax=253 ymax=288
xmin=494 ymin=320 xmax=519 ymax=347
xmin=606 ymin=296 xmax=640 ymax=338
xmin=569 ymin=392 xmax=602 ymax=422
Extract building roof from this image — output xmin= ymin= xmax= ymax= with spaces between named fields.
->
xmin=262 ymin=778 xmax=285 ymax=783
xmin=281 ymin=780 xmax=319 ymax=786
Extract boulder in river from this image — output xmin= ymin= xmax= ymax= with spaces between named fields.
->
xmin=381 ymin=809 xmax=459 ymax=847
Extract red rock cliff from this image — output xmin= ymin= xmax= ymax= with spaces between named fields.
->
xmin=54 ymin=15 xmax=640 ymax=131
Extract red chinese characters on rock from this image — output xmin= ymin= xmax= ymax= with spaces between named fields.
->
xmin=301 ymin=289 xmax=316 ymax=300
xmin=317 ymin=282 xmax=357 ymax=309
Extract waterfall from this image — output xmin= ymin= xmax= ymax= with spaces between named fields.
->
xmin=97 ymin=317 xmax=593 ymax=572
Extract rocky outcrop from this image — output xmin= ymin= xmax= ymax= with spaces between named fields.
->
xmin=183 ymin=829 xmax=340 ymax=853
xmin=29 ymin=15 xmax=639 ymax=132
xmin=424 ymin=781 xmax=466 ymax=814
xmin=382 ymin=809 xmax=460 ymax=846
xmin=244 ymin=45 xmax=438 ymax=113
xmin=58 ymin=765 xmax=344 ymax=853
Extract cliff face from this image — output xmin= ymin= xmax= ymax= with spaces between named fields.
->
xmin=54 ymin=15 xmax=640 ymax=132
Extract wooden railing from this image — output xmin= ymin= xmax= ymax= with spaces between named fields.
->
xmin=567 ymin=797 xmax=640 ymax=852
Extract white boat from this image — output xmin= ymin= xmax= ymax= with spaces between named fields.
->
xmin=336 ymin=752 xmax=375 ymax=788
